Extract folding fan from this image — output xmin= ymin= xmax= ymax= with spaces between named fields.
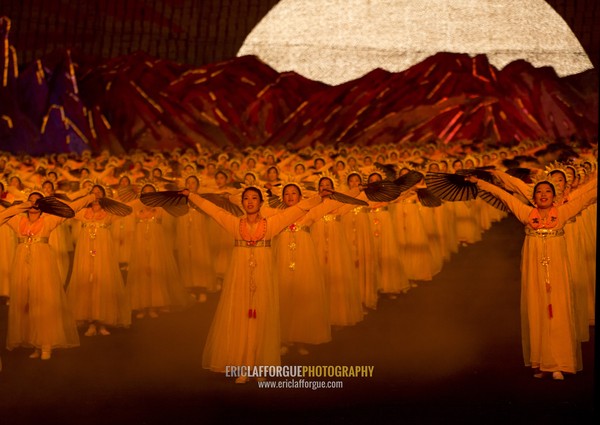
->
xmin=393 ymin=170 xmax=424 ymax=192
xmin=35 ymin=196 xmax=75 ymax=218
xmin=363 ymin=180 xmax=403 ymax=202
xmin=424 ymin=172 xmax=477 ymax=201
xmin=478 ymin=190 xmax=510 ymax=212
xmin=416 ymin=188 xmax=442 ymax=207
xmin=98 ymin=197 xmax=133 ymax=217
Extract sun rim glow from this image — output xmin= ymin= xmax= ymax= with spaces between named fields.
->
xmin=237 ymin=0 xmax=594 ymax=85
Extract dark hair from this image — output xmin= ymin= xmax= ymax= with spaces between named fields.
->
xmin=368 ymin=172 xmax=382 ymax=182
xmin=141 ymin=183 xmax=157 ymax=193
xmin=242 ymin=186 xmax=263 ymax=202
xmin=42 ymin=180 xmax=55 ymax=191
xmin=119 ymin=175 xmax=131 ymax=185
xmin=346 ymin=172 xmax=362 ymax=185
xmin=91 ymin=184 xmax=106 ymax=198
xmin=215 ymin=170 xmax=228 ymax=179
xmin=533 ymin=181 xmax=556 ymax=196
xmin=549 ymin=169 xmax=567 ymax=181
xmin=282 ymin=183 xmax=302 ymax=197
xmin=27 ymin=191 xmax=44 ymax=201
xmin=318 ymin=177 xmax=334 ymax=189
xmin=186 ymin=175 xmax=200 ymax=187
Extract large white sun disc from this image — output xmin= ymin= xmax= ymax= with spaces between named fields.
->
xmin=237 ymin=0 xmax=594 ymax=85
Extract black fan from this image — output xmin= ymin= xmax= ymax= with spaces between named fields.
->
xmin=141 ymin=190 xmax=188 ymax=207
xmin=53 ymin=192 xmax=72 ymax=202
xmin=455 ymin=168 xmax=495 ymax=182
xmin=98 ymin=197 xmax=133 ymax=217
xmin=394 ymin=170 xmax=424 ymax=192
xmin=478 ymin=190 xmax=510 ymax=212
xmin=416 ymin=188 xmax=442 ymax=207
xmin=116 ymin=185 xmax=140 ymax=202
xmin=505 ymin=167 xmax=534 ymax=183
xmin=141 ymin=190 xmax=244 ymax=217
xmin=424 ymin=172 xmax=477 ymax=201
xmin=329 ymin=191 xmax=368 ymax=206
xmin=363 ymin=181 xmax=403 ymax=202
xmin=35 ymin=196 xmax=75 ymax=218
xmin=196 ymin=193 xmax=244 ymax=217
xmin=373 ymin=162 xmax=398 ymax=181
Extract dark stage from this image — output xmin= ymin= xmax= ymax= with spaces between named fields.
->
xmin=0 ymin=216 xmax=595 ymax=424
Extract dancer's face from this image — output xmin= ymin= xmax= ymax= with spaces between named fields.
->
xmin=318 ymin=178 xmax=333 ymax=192
xmin=283 ymin=186 xmax=301 ymax=207
xmin=267 ymin=168 xmax=279 ymax=181
xmin=347 ymin=175 xmax=362 ymax=189
xmin=242 ymin=190 xmax=262 ymax=214
xmin=28 ymin=193 xmax=42 ymax=213
xmin=186 ymin=177 xmax=199 ymax=192
xmin=534 ymin=183 xmax=555 ymax=209
xmin=215 ymin=173 xmax=228 ymax=188
xmin=550 ymin=172 xmax=566 ymax=192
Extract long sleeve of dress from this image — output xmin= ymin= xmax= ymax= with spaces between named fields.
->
xmin=557 ymin=186 xmax=597 ymax=223
xmin=188 ymin=192 xmax=239 ymax=236
xmin=301 ymin=198 xmax=345 ymax=225
xmin=476 ymin=180 xmax=532 ymax=224
xmin=492 ymin=170 xmax=533 ymax=200
xmin=0 ymin=203 xmax=29 ymax=226
xmin=566 ymin=179 xmax=597 ymax=203
xmin=68 ymin=194 xmax=96 ymax=213
xmin=43 ymin=194 xmax=97 ymax=230
xmin=266 ymin=195 xmax=322 ymax=236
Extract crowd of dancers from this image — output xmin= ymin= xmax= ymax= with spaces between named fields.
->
xmin=0 ymin=137 xmax=596 ymax=381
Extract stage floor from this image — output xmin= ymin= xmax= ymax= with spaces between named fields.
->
xmin=0 ymin=216 xmax=595 ymax=424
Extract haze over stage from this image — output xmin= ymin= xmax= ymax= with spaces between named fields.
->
xmin=0 ymin=216 xmax=594 ymax=424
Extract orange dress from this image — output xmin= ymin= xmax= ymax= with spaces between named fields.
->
xmin=188 ymin=192 xmax=321 ymax=371
xmin=4 ymin=195 xmax=95 ymax=351
xmin=477 ymin=180 xmax=596 ymax=373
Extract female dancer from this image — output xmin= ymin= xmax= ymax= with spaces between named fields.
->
xmin=67 ymin=185 xmax=132 ymax=336
xmin=467 ymin=175 xmax=596 ymax=380
xmin=3 ymin=190 xmax=97 ymax=359
xmin=175 ymin=175 xmax=218 ymax=301
xmin=41 ymin=180 xmax=73 ymax=285
xmin=310 ymin=177 xmax=363 ymax=327
xmin=127 ymin=183 xmax=190 ymax=319
xmin=185 ymin=186 xmax=323 ymax=383
xmin=273 ymin=183 xmax=344 ymax=355
xmin=341 ymin=172 xmax=379 ymax=311
xmin=364 ymin=171 xmax=410 ymax=297
xmin=0 ymin=181 xmax=17 ymax=300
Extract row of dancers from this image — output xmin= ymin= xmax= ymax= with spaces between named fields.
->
xmin=0 ymin=138 xmax=596 ymax=381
